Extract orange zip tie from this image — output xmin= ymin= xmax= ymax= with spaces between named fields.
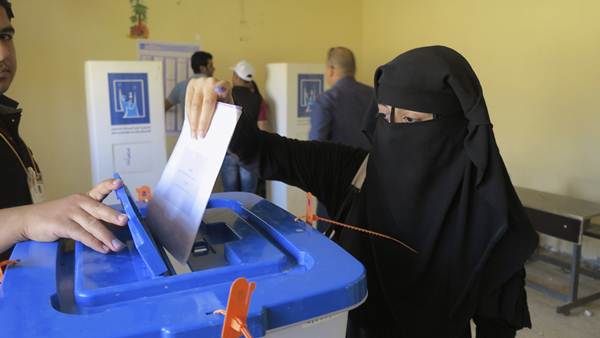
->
xmin=297 ymin=193 xmax=418 ymax=254
xmin=214 ymin=277 xmax=256 ymax=338
xmin=136 ymin=185 xmax=153 ymax=203
xmin=0 ymin=259 xmax=19 ymax=284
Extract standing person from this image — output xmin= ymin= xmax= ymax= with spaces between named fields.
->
xmin=309 ymin=47 xmax=374 ymax=150
xmin=164 ymin=51 xmax=215 ymax=112
xmin=220 ymin=60 xmax=267 ymax=193
xmin=309 ymin=47 xmax=376 ymax=231
xmin=186 ymin=46 xmax=539 ymax=338
xmin=0 ymin=0 xmax=128 ymax=262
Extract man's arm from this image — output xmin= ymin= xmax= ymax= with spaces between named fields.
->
xmin=308 ymin=93 xmax=334 ymax=141
xmin=0 ymin=208 xmax=25 ymax=254
xmin=257 ymin=100 xmax=270 ymax=132
xmin=164 ymin=99 xmax=174 ymax=112
xmin=0 ymin=178 xmax=128 ymax=255
xmin=165 ymin=81 xmax=184 ymax=112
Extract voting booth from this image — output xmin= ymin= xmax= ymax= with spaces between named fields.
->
xmin=265 ymin=63 xmax=327 ymax=216
xmin=85 ymin=61 xmax=168 ymax=204
xmin=0 ymin=185 xmax=367 ymax=337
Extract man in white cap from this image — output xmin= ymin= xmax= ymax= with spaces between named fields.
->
xmin=231 ymin=60 xmax=253 ymax=82
xmin=220 ymin=60 xmax=268 ymax=194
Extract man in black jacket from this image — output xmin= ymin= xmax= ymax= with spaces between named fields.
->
xmin=0 ymin=0 xmax=128 ymax=262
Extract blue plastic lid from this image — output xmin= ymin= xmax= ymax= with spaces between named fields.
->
xmin=2 ymin=191 xmax=367 ymax=337
xmin=113 ymin=173 xmax=169 ymax=277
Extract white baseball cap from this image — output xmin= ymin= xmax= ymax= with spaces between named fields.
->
xmin=230 ymin=60 xmax=255 ymax=81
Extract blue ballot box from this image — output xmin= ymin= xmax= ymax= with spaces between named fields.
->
xmin=0 ymin=180 xmax=367 ymax=338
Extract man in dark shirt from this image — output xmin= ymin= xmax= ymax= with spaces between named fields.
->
xmin=309 ymin=47 xmax=375 ymax=151
xmin=220 ymin=60 xmax=263 ymax=193
xmin=0 ymin=0 xmax=128 ymax=262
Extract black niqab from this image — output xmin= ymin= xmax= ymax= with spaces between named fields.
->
xmin=360 ymin=46 xmax=538 ymax=335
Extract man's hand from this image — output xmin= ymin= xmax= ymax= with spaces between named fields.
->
xmin=18 ymin=178 xmax=128 ymax=253
xmin=185 ymin=77 xmax=232 ymax=139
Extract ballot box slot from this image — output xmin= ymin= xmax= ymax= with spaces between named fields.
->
xmin=186 ymin=208 xmax=242 ymax=271
xmin=205 ymin=198 xmax=312 ymax=269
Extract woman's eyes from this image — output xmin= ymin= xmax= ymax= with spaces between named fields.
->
xmin=378 ymin=112 xmax=421 ymax=124
xmin=0 ymin=33 xmax=13 ymax=41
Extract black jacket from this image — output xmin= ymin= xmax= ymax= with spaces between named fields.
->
xmin=0 ymin=95 xmax=35 ymax=261
xmin=229 ymin=106 xmax=534 ymax=337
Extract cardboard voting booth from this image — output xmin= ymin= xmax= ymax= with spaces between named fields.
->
xmin=85 ymin=61 xmax=167 ymax=204
xmin=264 ymin=63 xmax=327 ymax=216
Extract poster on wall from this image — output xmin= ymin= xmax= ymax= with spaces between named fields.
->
xmin=297 ymin=73 xmax=323 ymax=118
xmin=138 ymin=40 xmax=200 ymax=134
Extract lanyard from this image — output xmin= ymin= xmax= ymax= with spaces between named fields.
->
xmin=299 ymin=192 xmax=418 ymax=254
xmin=0 ymin=128 xmax=39 ymax=176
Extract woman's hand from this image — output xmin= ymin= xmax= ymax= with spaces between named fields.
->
xmin=185 ymin=77 xmax=232 ymax=139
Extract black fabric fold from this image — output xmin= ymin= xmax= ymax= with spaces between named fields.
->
xmin=361 ymin=45 xmax=538 ymax=335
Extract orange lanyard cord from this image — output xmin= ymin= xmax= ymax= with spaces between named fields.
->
xmin=297 ymin=193 xmax=419 ymax=254
xmin=297 ymin=214 xmax=418 ymax=254
xmin=0 ymin=259 xmax=19 ymax=284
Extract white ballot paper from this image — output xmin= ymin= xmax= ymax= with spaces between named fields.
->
xmin=147 ymin=102 xmax=242 ymax=263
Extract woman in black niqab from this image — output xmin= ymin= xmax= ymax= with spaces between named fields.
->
xmin=358 ymin=45 xmax=539 ymax=337
xmin=220 ymin=45 xmax=539 ymax=338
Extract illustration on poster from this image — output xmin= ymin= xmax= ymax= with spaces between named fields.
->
xmin=119 ymin=89 xmax=143 ymax=118
xmin=108 ymin=73 xmax=150 ymax=126
xmin=297 ymin=73 xmax=324 ymax=118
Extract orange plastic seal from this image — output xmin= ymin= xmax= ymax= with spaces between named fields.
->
xmin=136 ymin=185 xmax=152 ymax=203
xmin=0 ymin=259 xmax=19 ymax=284
xmin=215 ymin=277 xmax=256 ymax=338
xmin=304 ymin=192 xmax=318 ymax=227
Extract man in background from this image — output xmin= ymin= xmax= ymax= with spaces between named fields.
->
xmin=164 ymin=51 xmax=215 ymax=111
xmin=309 ymin=47 xmax=375 ymax=231
xmin=309 ymin=47 xmax=374 ymax=150
xmin=221 ymin=60 xmax=265 ymax=194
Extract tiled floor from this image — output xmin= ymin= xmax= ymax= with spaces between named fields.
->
xmin=513 ymin=261 xmax=599 ymax=337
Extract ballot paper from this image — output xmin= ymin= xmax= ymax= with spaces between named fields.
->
xmin=147 ymin=102 xmax=241 ymax=263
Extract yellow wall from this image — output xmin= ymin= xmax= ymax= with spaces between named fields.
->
xmin=360 ymin=0 xmax=600 ymax=260
xmin=361 ymin=0 xmax=600 ymax=201
xmin=8 ymin=0 xmax=362 ymax=198
xmin=7 ymin=1 xmax=600 ymax=260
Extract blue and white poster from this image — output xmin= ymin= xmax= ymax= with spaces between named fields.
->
xmin=108 ymin=73 xmax=150 ymax=125
xmin=297 ymin=74 xmax=323 ymax=118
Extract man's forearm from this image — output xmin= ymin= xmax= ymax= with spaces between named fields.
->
xmin=308 ymin=101 xmax=332 ymax=141
xmin=0 ymin=206 xmax=27 ymax=254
